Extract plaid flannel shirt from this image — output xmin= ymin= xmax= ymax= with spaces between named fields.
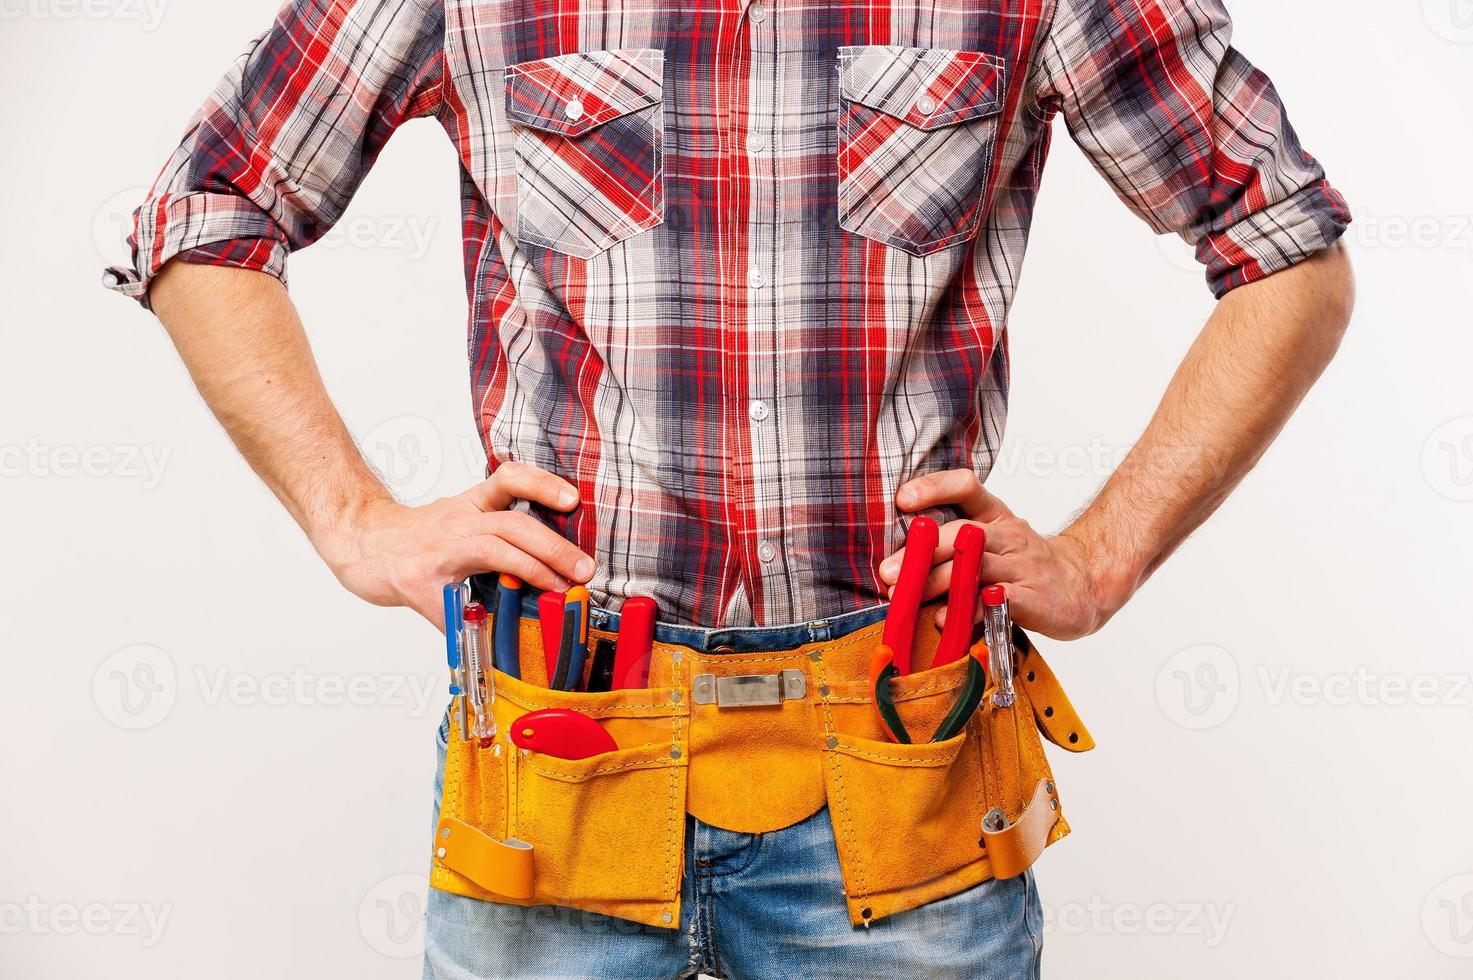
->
xmin=106 ymin=0 xmax=1349 ymax=627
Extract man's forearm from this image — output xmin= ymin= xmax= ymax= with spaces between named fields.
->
xmin=149 ymin=259 xmax=594 ymax=626
xmin=1065 ymin=243 xmax=1356 ymax=613
xmin=150 ymin=260 xmax=390 ymax=556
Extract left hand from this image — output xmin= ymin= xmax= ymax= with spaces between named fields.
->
xmin=876 ymin=470 xmax=1121 ymax=640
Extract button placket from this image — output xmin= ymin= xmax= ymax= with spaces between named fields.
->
xmin=738 ymin=0 xmax=787 ymax=620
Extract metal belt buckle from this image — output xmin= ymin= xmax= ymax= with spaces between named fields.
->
xmin=692 ymin=670 xmax=806 ymax=707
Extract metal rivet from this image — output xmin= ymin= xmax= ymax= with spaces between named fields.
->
xmin=1045 ymin=780 xmax=1055 ymax=795
xmin=670 ymin=747 xmax=682 ymax=760
xmin=493 ymin=743 xmax=502 ymax=757
xmin=860 ymin=906 xmax=872 ymax=920
xmin=441 ymin=826 xmax=451 ymax=839
xmin=1050 ymin=798 xmax=1059 ymax=811
xmin=825 ymin=736 xmax=838 ymax=749
xmin=819 ymin=684 xmax=830 ymax=698
xmin=809 ymin=651 xmax=822 ymax=663
xmin=671 ymin=650 xmax=682 ymax=664
xmin=671 ymin=690 xmax=682 ymax=704
xmin=436 ymin=847 xmax=446 ymax=859
xmin=662 ymin=911 xmax=673 ymax=924
xmin=520 ymin=748 xmax=529 ymax=757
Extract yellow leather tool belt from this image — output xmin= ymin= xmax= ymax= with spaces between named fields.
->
xmin=429 ymin=608 xmax=1093 ymax=930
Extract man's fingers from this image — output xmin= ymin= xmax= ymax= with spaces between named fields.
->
xmin=462 ymin=461 xmax=579 ymax=513
xmin=469 ymin=510 xmax=595 ymax=584
xmin=439 ymin=536 xmax=574 ymax=594
xmin=895 ymin=469 xmax=986 ymax=513
xmin=896 ymin=470 xmax=1014 ymax=523
xmin=878 ymin=518 xmax=988 ymax=583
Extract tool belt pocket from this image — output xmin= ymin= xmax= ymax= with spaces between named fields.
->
xmin=434 ymin=669 xmax=689 ymax=921
xmin=820 ymin=661 xmax=990 ymax=904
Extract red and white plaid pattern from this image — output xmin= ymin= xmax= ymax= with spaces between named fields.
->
xmin=107 ymin=0 xmax=1349 ymax=626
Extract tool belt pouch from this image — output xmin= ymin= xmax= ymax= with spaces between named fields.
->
xmin=429 ymin=612 xmax=1090 ymax=930
xmin=431 ymin=620 xmax=690 ymax=929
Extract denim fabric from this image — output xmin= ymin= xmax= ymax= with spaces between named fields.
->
xmin=424 ymin=712 xmax=1043 ymax=979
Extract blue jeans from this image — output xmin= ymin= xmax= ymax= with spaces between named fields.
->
xmin=424 ymin=605 xmax=1044 ymax=978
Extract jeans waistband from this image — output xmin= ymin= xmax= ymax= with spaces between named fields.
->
xmin=521 ymin=599 xmax=889 ymax=654
xmin=468 ymin=574 xmax=890 ymax=654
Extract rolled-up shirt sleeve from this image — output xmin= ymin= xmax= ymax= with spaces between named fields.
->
xmin=104 ymin=0 xmax=445 ymax=307
xmin=1035 ymin=0 xmax=1350 ymax=297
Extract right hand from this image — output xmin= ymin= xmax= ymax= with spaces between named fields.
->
xmin=316 ymin=461 xmax=594 ymax=630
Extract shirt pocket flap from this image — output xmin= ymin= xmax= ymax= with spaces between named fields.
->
xmin=838 ymin=46 xmax=1005 ymax=131
xmin=505 ymin=49 xmax=664 ymax=138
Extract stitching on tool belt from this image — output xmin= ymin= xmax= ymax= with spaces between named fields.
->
xmin=830 ymin=741 xmax=963 ymax=765
xmin=814 ymin=650 xmax=870 ymax=903
xmin=664 ymin=713 xmax=678 ymax=899
xmin=528 ymin=755 xmax=675 ymax=780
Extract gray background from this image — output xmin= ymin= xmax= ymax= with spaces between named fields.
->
xmin=3 ymin=0 xmax=1471 ymax=976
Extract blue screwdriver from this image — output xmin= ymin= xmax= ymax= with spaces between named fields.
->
xmin=493 ymin=573 xmax=523 ymax=679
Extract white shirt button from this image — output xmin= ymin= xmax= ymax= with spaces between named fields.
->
xmin=565 ymin=98 xmax=585 ymax=121
xmin=915 ymin=95 xmax=936 ymax=115
xmin=749 ymin=3 xmax=766 ymax=23
xmin=101 ymin=272 xmax=119 ymax=288
xmin=758 ymin=540 xmax=777 ymax=563
xmin=748 ymin=400 xmax=770 ymax=422
xmin=746 ymin=132 xmax=767 ymax=153
xmin=747 ymin=265 xmax=766 ymax=288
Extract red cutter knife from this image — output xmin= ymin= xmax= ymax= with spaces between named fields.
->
xmin=509 ymin=709 xmax=618 ymax=760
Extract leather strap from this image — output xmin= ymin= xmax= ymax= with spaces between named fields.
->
xmin=433 ymin=817 xmax=535 ymax=900
xmin=1014 ymin=630 xmax=1094 ymax=752
xmin=980 ymin=777 xmax=1059 ymax=879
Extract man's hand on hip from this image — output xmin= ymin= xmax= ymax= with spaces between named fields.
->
xmin=877 ymin=469 xmax=1119 ymax=641
xmin=317 ymin=462 xmax=595 ymax=631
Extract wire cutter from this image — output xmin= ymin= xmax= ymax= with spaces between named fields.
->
xmin=870 ymin=519 xmax=989 ymax=744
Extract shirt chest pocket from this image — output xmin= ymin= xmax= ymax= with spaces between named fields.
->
xmin=504 ymin=49 xmax=666 ymax=259
xmin=837 ymin=46 xmax=1007 ymax=256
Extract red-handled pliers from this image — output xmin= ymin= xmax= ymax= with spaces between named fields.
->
xmin=869 ymin=518 xmax=989 ymax=744
xmin=877 ymin=516 xmax=938 ymax=676
xmin=931 ymin=523 xmax=986 ymax=668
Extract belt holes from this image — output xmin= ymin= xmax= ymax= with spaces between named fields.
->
xmin=1068 ymin=732 xmax=1078 ymax=744
xmin=1025 ymin=671 xmax=1035 ymax=682
xmin=1043 ymin=706 xmax=1054 ymax=718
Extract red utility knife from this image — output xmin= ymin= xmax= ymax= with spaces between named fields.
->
xmin=509 ymin=709 xmax=618 ymax=760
